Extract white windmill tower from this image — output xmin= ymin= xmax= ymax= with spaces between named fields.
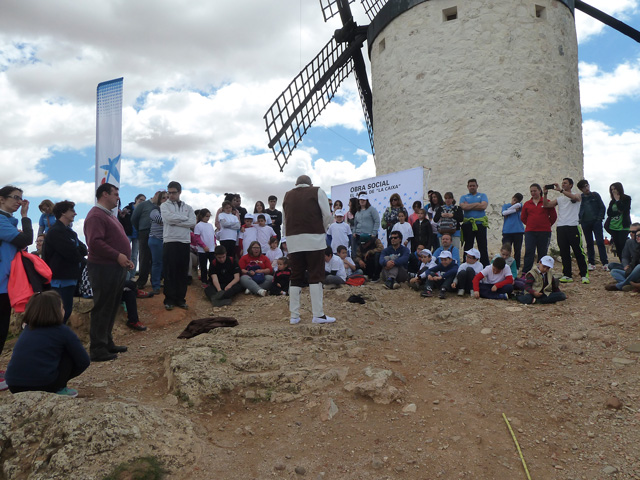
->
xmin=264 ymin=0 xmax=640 ymax=246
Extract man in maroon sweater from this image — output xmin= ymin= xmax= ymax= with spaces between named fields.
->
xmin=84 ymin=183 xmax=134 ymax=361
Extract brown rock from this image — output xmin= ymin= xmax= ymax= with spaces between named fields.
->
xmin=605 ymin=396 xmax=623 ymax=410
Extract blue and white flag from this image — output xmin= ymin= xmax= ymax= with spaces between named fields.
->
xmin=95 ymin=77 xmax=123 ymax=190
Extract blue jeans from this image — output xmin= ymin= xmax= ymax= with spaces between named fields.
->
xmin=148 ymin=236 xmax=164 ymax=290
xmin=610 ymin=265 xmax=640 ymax=290
xmin=522 ymin=231 xmax=551 ymax=275
xmin=581 ymin=220 xmax=608 ymax=266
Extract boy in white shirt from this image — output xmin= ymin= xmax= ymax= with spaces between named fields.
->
xmin=255 ymin=214 xmax=276 ymax=254
xmin=337 ymin=245 xmax=356 ymax=276
xmin=472 ymin=256 xmax=514 ymax=300
xmin=391 ymin=211 xmax=414 ymax=251
xmin=451 ymin=248 xmax=484 ymax=296
xmin=266 ymin=236 xmax=284 ymax=271
xmin=324 ymin=246 xmax=346 ymax=288
xmin=409 ymin=249 xmax=437 ymax=291
xmin=327 ymin=209 xmax=352 ymax=254
xmin=240 ymin=214 xmax=258 ymax=255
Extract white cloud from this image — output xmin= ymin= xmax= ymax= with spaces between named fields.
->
xmin=575 ymin=0 xmax=639 ymax=44
xmin=21 ymin=180 xmax=96 ymax=206
xmin=579 ymin=59 xmax=640 ymax=110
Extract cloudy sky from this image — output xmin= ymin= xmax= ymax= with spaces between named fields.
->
xmin=1 ymin=0 xmax=639 ymax=240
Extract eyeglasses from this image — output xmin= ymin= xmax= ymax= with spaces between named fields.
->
xmin=7 ymin=195 xmax=23 ymax=202
xmin=631 ymin=231 xmax=638 ymax=237
xmin=167 ymin=190 xmax=179 ymax=195
xmin=390 ymin=236 xmax=400 ymax=240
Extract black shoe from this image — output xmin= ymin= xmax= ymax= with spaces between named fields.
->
xmin=91 ymin=353 xmax=117 ymax=362
xmin=164 ymin=304 xmax=175 ymax=311
xmin=108 ymin=345 xmax=128 ymax=353
xmin=439 ymin=289 xmax=446 ymax=299
xmin=384 ymin=278 xmax=394 ymax=289
xmin=421 ymin=289 xmax=433 ymax=298
xmin=126 ymin=321 xmax=148 ymax=331
xmin=211 ymin=298 xmax=232 ymax=307
xmin=177 ymin=303 xmax=189 ymax=310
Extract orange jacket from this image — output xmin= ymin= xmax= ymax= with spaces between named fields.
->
xmin=8 ymin=251 xmax=52 ymax=313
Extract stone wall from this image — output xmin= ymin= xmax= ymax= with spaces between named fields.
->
xmin=370 ymin=0 xmax=583 ymax=249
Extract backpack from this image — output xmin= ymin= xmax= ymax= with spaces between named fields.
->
xmin=437 ymin=207 xmax=457 ymax=235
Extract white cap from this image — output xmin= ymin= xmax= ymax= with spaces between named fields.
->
xmin=465 ymin=248 xmax=480 ymax=258
xmin=438 ymin=250 xmax=452 ymax=259
xmin=357 ymin=192 xmax=369 ymax=200
xmin=280 ymin=236 xmax=286 ymax=243
xmin=244 ymin=213 xmax=253 ymax=220
xmin=419 ymin=249 xmax=432 ymax=256
xmin=334 ymin=209 xmax=345 ymax=216
xmin=540 ymin=255 xmax=554 ymax=268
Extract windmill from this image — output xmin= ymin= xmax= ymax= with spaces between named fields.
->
xmin=264 ymin=0 xmax=639 ymax=243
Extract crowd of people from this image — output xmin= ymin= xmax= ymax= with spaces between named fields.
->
xmin=0 ymin=175 xmax=637 ymax=396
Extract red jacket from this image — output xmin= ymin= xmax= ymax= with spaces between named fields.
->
xmin=8 ymin=251 xmax=52 ymax=312
xmin=238 ymin=254 xmax=273 ymax=274
xmin=520 ymin=198 xmax=557 ymax=232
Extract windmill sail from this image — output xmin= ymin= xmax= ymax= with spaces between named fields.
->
xmin=361 ymin=0 xmax=388 ymax=22
xmin=575 ymin=1 xmax=640 ymax=43
xmin=320 ymin=0 xmax=355 ymax=22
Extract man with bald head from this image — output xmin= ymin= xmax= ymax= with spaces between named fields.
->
xmin=283 ymin=175 xmax=335 ymax=324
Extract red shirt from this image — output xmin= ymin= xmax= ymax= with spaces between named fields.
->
xmin=520 ymin=198 xmax=557 ymax=232
xmin=238 ymin=254 xmax=274 ymax=274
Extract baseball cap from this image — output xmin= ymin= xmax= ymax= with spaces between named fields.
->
xmin=419 ymin=249 xmax=432 ymax=257
xmin=540 ymin=256 xmax=554 ymax=268
xmin=357 ymin=193 xmax=369 ymax=200
xmin=334 ymin=209 xmax=345 ymax=216
xmin=465 ymin=248 xmax=480 ymax=259
xmin=438 ymin=250 xmax=452 ymax=259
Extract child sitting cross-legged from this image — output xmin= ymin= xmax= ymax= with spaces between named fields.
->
xmin=337 ymin=245 xmax=357 ymax=276
xmin=420 ymin=250 xmax=458 ymax=299
xmin=472 ymin=256 xmax=514 ymax=300
xmin=409 ymin=249 xmax=437 ymax=291
xmin=516 ymin=255 xmax=567 ymax=304
xmin=324 ymin=247 xmax=347 ymax=289
xmin=270 ymin=257 xmax=292 ymax=296
xmin=451 ymin=248 xmax=484 ymax=296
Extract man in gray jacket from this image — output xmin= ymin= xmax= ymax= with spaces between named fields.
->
xmin=160 ymin=181 xmax=196 ymax=310
xmin=130 ymin=193 xmax=156 ymax=289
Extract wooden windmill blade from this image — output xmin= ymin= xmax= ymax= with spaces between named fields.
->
xmin=575 ymin=1 xmax=640 ymax=43
xmin=361 ymin=0 xmax=388 ymax=22
xmin=320 ymin=0 xmax=355 ymax=22
xmin=352 ymin=47 xmax=375 ymax=155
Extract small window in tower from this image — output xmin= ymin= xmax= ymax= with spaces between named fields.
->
xmin=443 ymin=6 xmax=457 ymax=22
xmin=535 ymin=5 xmax=546 ymax=19
xmin=379 ymin=38 xmax=386 ymax=53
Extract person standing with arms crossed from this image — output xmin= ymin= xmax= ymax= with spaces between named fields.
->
xmin=460 ymin=179 xmax=490 ymax=266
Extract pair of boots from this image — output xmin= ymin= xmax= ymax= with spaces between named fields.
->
xmin=289 ymin=284 xmax=336 ymax=325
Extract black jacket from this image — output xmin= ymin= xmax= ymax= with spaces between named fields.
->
xmin=412 ymin=219 xmax=432 ymax=251
xmin=43 ymin=220 xmax=88 ymax=280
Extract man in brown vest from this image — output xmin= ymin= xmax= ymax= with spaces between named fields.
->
xmin=282 ymin=175 xmax=335 ymax=324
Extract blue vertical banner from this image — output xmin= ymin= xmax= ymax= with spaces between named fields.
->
xmin=95 ymin=77 xmax=123 ymax=190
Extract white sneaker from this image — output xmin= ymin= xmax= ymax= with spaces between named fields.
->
xmin=0 ymin=379 xmax=7 ymax=392
xmin=258 ymin=289 xmax=268 ymax=297
xmin=457 ymin=289 xmax=464 ymax=296
xmin=244 ymin=289 xmax=251 ymax=295
xmin=290 ymin=317 xmax=301 ymax=325
xmin=312 ymin=315 xmax=336 ymax=324
xmin=588 ymin=264 xmax=596 ymax=271
xmin=603 ymin=265 xmax=610 ymax=272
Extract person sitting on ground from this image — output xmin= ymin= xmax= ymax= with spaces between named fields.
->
xmin=355 ymin=234 xmax=383 ymax=281
xmin=270 ymin=257 xmax=291 ymax=296
xmin=450 ymin=248 xmax=483 ymax=296
xmin=239 ymin=214 xmax=258 ymax=256
xmin=501 ymin=193 xmax=525 ymax=271
xmin=255 ymin=214 xmax=276 ymax=254
xmin=379 ymin=231 xmax=411 ymax=289
xmin=238 ymin=241 xmax=273 ymax=296
xmin=472 ymin=256 xmax=514 ymax=300
xmin=327 ymin=209 xmax=352 ymax=254
xmin=5 ymin=291 xmax=90 ymax=398
xmin=324 ymin=247 xmax=347 ymax=289
xmin=517 ymin=256 xmax=567 ymax=304
xmin=607 ymin=223 xmax=639 ymax=273
xmin=407 ymin=243 xmax=425 ymax=275
xmin=420 ymin=250 xmax=458 ymax=299
xmin=432 ymin=233 xmax=460 ymax=265
xmin=412 ymin=209 xmax=432 ymax=253
xmin=391 ymin=210 xmax=414 ymax=252
xmin=492 ymin=243 xmax=518 ymax=278
xmin=207 ymin=245 xmax=243 ymax=307
xmin=37 ymin=199 xmax=56 ymax=236
xmin=409 ymin=249 xmax=437 ymax=291
xmin=266 ymin=236 xmax=283 ymax=271
xmin=337 ymin=245 xmax=356 ymax=276
xmin=605 ymin=225 xmax=640 ymax=292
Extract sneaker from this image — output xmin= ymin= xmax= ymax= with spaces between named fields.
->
xmin=588 ymin=264 xmax=596 ymax=271
xmin=126 ymin=321 xmax=148 ymax=331
xmin=312 ymin=315 xmax=336 ymax=324
xmin=384 ymin=278 xmax=394 ymax=290
xmin=499 ymin=293 xmax=509 ymax=300
xmin=164 ymin=304 xmax=174 ymax=311
xmin=603 ymin=265 xmax=610 ymax=272
xmin=56 ymin=387 xmax=78 ymax=398
xmin=177 ymin=303 xmax=189 ymax=310
xmin=290 ymin=317 xmax=301 ymax=325
xmin=581 ymin=277 xmax=590 ymax=284
xmin=421 ymin=289 xmax=433 ymax=298
xmin=258 ymin=289 xmax=268 ymax=297
xmin=559 ymin=276 xmax=573 ymax=283
xmin=438 ymin=289 xmax=446 ymax=299
xmin=392 ymin=281 xmax=401 ymax=290
xmin=0 ymin=379 xmax=7 ymax=392
xmin=151 ymin=288 xmax=161 ymax=295
xmin=457 ymin=289 xmax=464 ymax=296
xmin=604 ymin=283 xmax=619 ymax=291
xmin=136 ymin=289 xmax=154 ymax=298
xmin=621 ymin=285 xmax=633 ymax=292
xmin=244 ymin=289 xmax=251 ymax=295
xmin=408 ymin=273 xmax=416 ymax=279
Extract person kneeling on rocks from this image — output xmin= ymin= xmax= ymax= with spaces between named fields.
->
xmin=206 ymin=245 xmax=243 ymax=307
xmin=517 ymin=255 xmax=567 ymax=304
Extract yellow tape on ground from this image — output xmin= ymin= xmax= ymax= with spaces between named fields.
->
xmin=502 ymin=413 xmax=533 ymax=480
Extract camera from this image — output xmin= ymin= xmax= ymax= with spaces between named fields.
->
xmin=544 ymin=184 xmax=555 ymax=191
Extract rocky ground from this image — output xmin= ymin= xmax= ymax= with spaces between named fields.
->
xmin=1 ymin=261 xmax=639 ymax=480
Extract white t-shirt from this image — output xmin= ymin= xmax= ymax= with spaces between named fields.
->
xmin=556 ymin=193 xmax=580 ymax=227
xmin=255 ymin=224 xmax=276 ymax=253
xmin=456 ymin=261 xmax=484 ymax=275
xmin=327 ymin=221 xmax=352 ymax=253
xmin=392 ymin=222 xmax=414 ymax=251
xmin=325 ymin=255 xmax=347 ymax=280
xmin=418 ymin=259 xmax=438 ymax=279
xmin=478 ymin=264 xmax=512 ymax=284
xmin=241 ymin=226 xmax=258 ymax=255
xmin=194 ymin=222 xmax=216 ymax=252
xmin=266 ymin=247 xmax=283 ymax=270
xmin=342 ymin=256 xmax=356 ymax=275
